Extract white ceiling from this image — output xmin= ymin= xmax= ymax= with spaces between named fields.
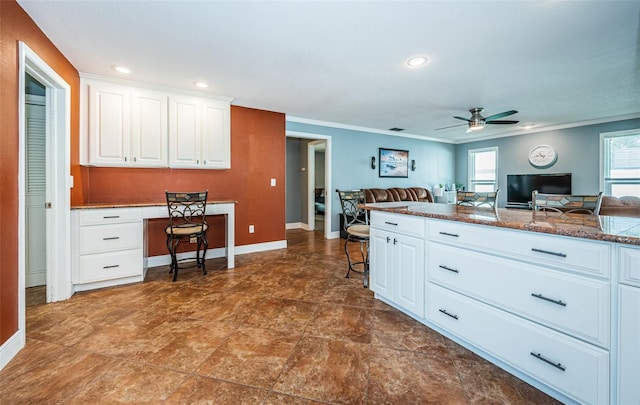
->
xmin=17 ymin=0 xmax=640 ymax=143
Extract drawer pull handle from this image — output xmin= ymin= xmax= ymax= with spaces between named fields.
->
xmin=103 ymin=236 xmax=120 ymax=241
xmin=439 ymin=265 xmax=459 ymax=273
xmin=393 ymin=238 xmax=398 ymax=245
xmin=384 ymin=221 xmax=398 ymax=226
xmin=531 ymin=248 xmax=566 ymax=258
xmin=439 ymin=231 xmax=459 ymax=238
xmin=438 ymin=309 xmax=459 ymax=320
xmin=103 ymin=215 xmax=120 ymax=219
xmin=386 ymin=237 xmax=390 ymax=243
xmin=530 ymin=352 xmax=566 ymax=371
xmin=531 ymin=293 xmax=566 ymax=307
xmin=103 ymin=264 xmax=120 ymax=269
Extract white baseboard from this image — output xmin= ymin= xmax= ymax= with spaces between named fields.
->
xmin=286 ymin=222 xmax=303 ymax=229
xmin=0 ymin=330 xmax=24 ymax=371
xmin=145 ymin=240 xmax=287 ymax=268
xmin=328 ymin=230 xmax=341 ymax=239
xmin=236 ymin=240 xmax=287 ymax=255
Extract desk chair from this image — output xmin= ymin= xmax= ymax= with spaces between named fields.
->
xmin=336 ymin=189 xmax=370 ymax=288
xmin=532 ymin=190 xmax=603 ymax=215
xmin=165 ymin=191 xmax=208 ymax=281
xmin=457 ymin=190 xmax=499 ymax=209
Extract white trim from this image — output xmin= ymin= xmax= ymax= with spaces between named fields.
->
xmin=286 ymin=222 xmax=305 ymax=230
xmin=460 ymin=113 xmax=640 ymax=144
xmin=235 ymin=240 xmax=287 ymax=255
xmin=328 ymin=230 xmax=341 ymax=239
xmin=467 ymin=146 xmax=498 ymax=192
xmin=0 ymin=331 xmax=24 ymax=370
xmin=599 ymin=128 xmax=640 ymax=194
xmin=11 ymin=42 xmax=72 ymax=371
xmin=79 ymin=73 xmax=234 ymax=103
xmin=145 ymin=240 xmax=287 ymax=268
xmin=287 ymin=115 xmax=454 ymax=143
xmin=286 ymin=131 xmax=332 ymax=240
xmin=288 ymin=113 xmax=640 ymax=145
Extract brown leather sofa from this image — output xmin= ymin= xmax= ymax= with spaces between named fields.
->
xmin=599 ymin=196 xmax=640 ymax=217
xmin=363 ymin=187 xmax=434 ymax=203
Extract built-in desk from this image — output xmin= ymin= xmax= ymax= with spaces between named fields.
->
xmin=71 ymin=201 xmax=235 ymax=291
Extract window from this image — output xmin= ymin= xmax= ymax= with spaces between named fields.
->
xmin=601 ymin=129 xmax=640 ymax=197
xmin=468 ymin=147 xmax=498 ymax=192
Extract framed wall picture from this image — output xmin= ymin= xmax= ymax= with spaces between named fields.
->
xmin=379 ymin=148 xmax=409 ymax=178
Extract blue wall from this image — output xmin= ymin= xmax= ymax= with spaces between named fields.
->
xmin=455 ymin=118 xmax=640 ymax=207
xmin=287 ymin=122 xmax=456 ymax=232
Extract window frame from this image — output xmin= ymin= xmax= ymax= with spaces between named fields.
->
xmin=468 ymin=146 xmax=498 ymax=192
xmin=599 ymin=128 xmax=640 ymax=196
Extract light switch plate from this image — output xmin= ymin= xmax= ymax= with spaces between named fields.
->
xmin=271 ymin=178 xmax=276 ymax=186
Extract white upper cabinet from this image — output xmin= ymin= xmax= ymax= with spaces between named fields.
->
xmin=86 ymin=81 xmax=131 ymax=165
xmin=168 ymin=95 xmax=231 ymax=169
xmin=131 ymin=89 xmax=168 ymax=167
xmin=81 ymin=75 xmax=232 ymax=169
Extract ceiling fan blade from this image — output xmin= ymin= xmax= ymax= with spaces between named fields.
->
xmin=453 ymin=116 xmax=472 ymax=122
xmin=484 ymin=110 xmax=518 ymax=121
xmin=486 ymin=120 xmax=519 ymax=125
xmin=435 ymin=123 xmax=467 ymax=131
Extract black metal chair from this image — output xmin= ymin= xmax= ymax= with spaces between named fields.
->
xmin=336 ymin=189 xmax=370 ymax=288
xmin=165 ymin=191 xmax=208 ymax=281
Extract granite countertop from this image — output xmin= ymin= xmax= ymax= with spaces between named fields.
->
xmin=71 ymin=200 xmax=237 ymax=209
xmin=362 ymin=202 xmax=640 ymax=246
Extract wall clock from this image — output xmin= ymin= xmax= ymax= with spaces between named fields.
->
xmin=528 ymin=144 xmax=557 ymax=168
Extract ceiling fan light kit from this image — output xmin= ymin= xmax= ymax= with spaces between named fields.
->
xmin=438 ymin=107 xmax=520 ymax=132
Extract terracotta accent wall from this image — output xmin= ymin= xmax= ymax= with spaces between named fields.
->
xmin=0 ymin=1 xmax=80 ymax=345
xmin=81 ymin=106 xmax=286 ymax=256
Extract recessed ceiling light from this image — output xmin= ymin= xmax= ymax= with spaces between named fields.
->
xmin=112 ymin=65 xmax=131 ymax=74
xmin=194 ymin=81 xmax=208 ymax=88
xmin=406 ymin=56 xmax=429 ymax=67
xmin=520 ymin=124 xmax=535 ymax=129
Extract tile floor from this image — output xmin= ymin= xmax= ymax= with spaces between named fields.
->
xmin=3 ymin=229 xmax=561 ymax=404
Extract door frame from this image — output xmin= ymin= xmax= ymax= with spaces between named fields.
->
xmin=306 ymin=140 xmax=325 ymax=231
xmin=18 ymin=41 xmax=72 ymax=314
xmin=286 ymin=131 xmax=333 ymax=239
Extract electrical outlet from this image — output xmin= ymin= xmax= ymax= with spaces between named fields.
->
xmin=271 ymin=178 xmax=276 ymax=186
xmin=249 ymin=225 xmax=255 ymax=233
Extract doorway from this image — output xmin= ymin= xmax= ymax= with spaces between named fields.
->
xmin=25 ymin=77 xmax=47 ymax=305
xmin=308 ymin=140 xmax=326 ymax=233
xmin=286 ymin=131 xmax=332 ymax=239
xmin=18 ymin=42 xmax=73 ymax=316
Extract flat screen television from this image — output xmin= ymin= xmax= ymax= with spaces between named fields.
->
xmin=507 ymin=173 xmax=572 ymax=208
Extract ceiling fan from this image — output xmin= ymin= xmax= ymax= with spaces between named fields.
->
xmin=437 ymin=108 xmax=519 ymax=133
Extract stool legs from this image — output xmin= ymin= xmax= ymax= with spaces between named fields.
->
xmin=344 ymin=237 xmax=369 ymax=288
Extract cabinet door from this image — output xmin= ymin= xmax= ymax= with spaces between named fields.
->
xmin=370 ymin=228 xmax=392 ymax=300
xmin=393 ymin=233 xmax=425 ymax=317
xmin=618 ymin=284 xmax=640 ymax=405
xmin=201 ymin=100 xmax=231 ymax=169
xmin=87 ymin=82 xmax=130 ymax=165
xmin=131 ymin=89 xmax=167 ymax=167
xmin=168 ymin=96 xmax=201 ymax=168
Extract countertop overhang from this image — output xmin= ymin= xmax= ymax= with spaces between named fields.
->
xmin=362 ymin=202 xmax=640 ymax=246
xmin=71 ymin=200 xmax=237 ymax=210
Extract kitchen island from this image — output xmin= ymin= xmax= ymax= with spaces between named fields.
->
xmin=363 ymin=202 xmax=640 ymax=405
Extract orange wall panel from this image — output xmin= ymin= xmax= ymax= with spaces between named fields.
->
xmin=0 ymin=0 xmax=80 ymax=344
xmin=83 ymin=106 xmax=286 ymax=254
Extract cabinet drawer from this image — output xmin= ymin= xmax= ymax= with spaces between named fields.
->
xmin=426 ymin=283 xmax=609 ymax=405
xmin=619 ymin=246 xmax=640 ymax=287
xmin=371 ymin=211 xmax=425 ymax=238
xmin=428 ymin=243 xmax=610 ymax=347
xmin=79 ymin=222 xmax=142 ymax=254
xmin=428 ymin=219 xmax=610 ymax=277
xmin=78 ymin=249 xmax=143 ymax=283
xmin=77 ymin=207 xmax=142 ymax=226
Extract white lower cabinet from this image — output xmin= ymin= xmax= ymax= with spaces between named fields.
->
xmin=72 ymin=208 xmax=144 ymax=291
xmin=370 ymin=211 xmax=425 ymax=318
xmin=617 ymin=246 xmax=640 ymax=405
xmin=427 ymin=283 xmax=609 ymax=405
xmin=368 ymin=211 xmax=622 ymax=404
